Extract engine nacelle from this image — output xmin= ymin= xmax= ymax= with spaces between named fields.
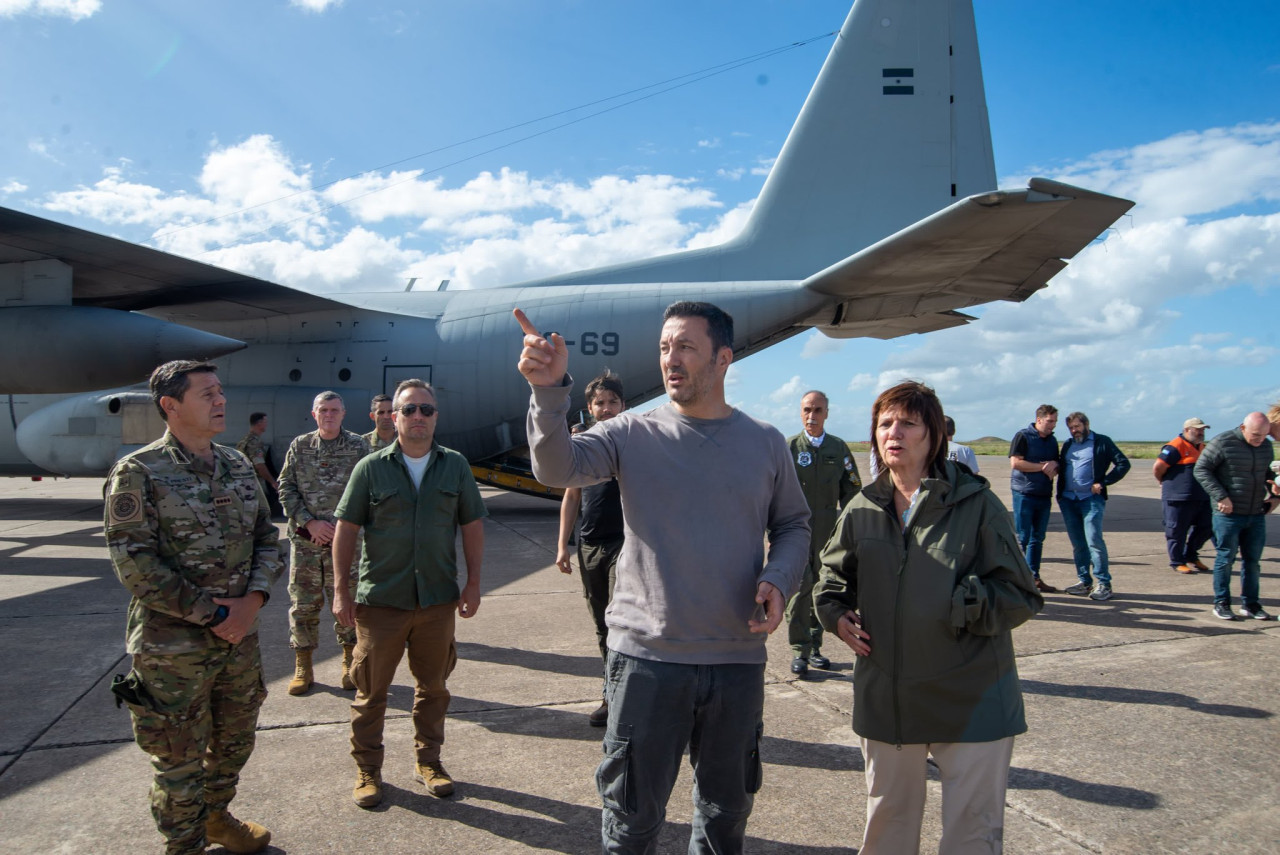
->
xmin=0 ymin=306 xmax=245 ymax=394
xmin=15 ymin=385 xmax=369 ymax=477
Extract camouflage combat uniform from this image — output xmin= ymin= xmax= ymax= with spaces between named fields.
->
xmin=104 ymin=430 xmax=282 ymax=855
xmin=235 ymin=431 xmax=268 ymax=471
xmin=785 ymin=432 xmax=861 ymax=659
xmin=362 ymin=429 xmax=393 ymax=452
xmin=278 ymin=428 xmax=369 ymax=649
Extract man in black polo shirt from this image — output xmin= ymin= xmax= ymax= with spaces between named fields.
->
xmin=555 ymin=371 xmax=626 ymax=726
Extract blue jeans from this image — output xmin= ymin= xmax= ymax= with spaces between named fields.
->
xmin=1058 ymin=494 xmax=1110 ymax=585
xmin=1210 ymin=512 xmax=1266 ymax=606
xmin=1011 ymin=492 xmax=1052 ymax=576
xmin=598 ymin=652 xmax=765 ymax=854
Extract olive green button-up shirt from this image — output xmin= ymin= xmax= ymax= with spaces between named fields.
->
xmin=335 ymin=440 xmax=488 ymax=609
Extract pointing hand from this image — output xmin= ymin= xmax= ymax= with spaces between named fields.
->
xmin=514 ymin=308 xmax=568 ymax=388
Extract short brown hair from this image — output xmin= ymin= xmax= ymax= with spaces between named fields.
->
xmin=1065 ymin=411 xmax=1090 ymax=429
xmin=1035 ymin=404 xmax=1058 ymax=419
xmin=149 ymin=360 xmax=218 ymax=421
xmin=869 ymin=381 xmax=948 ymax=475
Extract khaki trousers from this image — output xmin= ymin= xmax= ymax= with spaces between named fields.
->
xmin=859 ymin=736 xmax=1014 ymax=855
xmin=349 ymin=602 xmax=457 ymax=770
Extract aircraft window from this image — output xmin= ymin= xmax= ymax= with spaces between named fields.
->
xmin=289 ymin=369 xmax=302 ymax=382
xmin=339 ymin=368 xmax=352 ymax=381
xmin=108 ymin=397 xmax=121 ymax=414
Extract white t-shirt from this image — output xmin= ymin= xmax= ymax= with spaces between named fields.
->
xmin=401 ymin=450 xmax=435 ymax=488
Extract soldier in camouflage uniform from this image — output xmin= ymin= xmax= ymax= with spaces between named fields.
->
xmin=785 ymin=390 xmax=860 ymax=678
xmin=363 ymin=393 xmax=396 ymax=452
xmin=278 ymin=391 xmax=369 ymax=694
xmin=235 ymin=412 xmax=277 ymax=494
xmin=105 ymin=360 xmax=281 ymax=855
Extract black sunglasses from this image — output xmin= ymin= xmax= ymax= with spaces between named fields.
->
xmin=396 ymin=403 xmax=437 ymax=417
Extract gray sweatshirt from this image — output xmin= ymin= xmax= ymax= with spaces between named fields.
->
xmin=527 ymin=378 xmax=811 ymax=665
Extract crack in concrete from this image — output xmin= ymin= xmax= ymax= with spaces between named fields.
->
xmin=0 ymin=650 xmax=129 ymax=779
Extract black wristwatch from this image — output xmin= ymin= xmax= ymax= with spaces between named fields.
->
xmin=208 ymin=604 xmax=230 ymax=627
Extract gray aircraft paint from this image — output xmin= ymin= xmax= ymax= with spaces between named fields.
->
xmin=0 ymin=0 xmax=1132 ymax=477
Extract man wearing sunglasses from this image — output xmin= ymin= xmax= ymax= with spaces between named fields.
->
xmin=331 ymin=379 xmax=487 ymax=808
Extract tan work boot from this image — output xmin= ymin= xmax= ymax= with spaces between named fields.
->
xmin=287 ymin=648 xmax=313 ymax=695
xmin=206 ymin=809 xmax=271 ymax=854
xmin=341 ymin=643 xmax=356 ymax=691
xmin=353 ymin=766 xmax=383 ymax=808
xmin=414 ymin=760 xmax=455 ymax=797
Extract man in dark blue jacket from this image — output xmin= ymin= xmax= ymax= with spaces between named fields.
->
xmin=1009 ymin=405 xmax=1061 ymax=592
xmin=1057 ymin=412 xmax=1131 ymax=601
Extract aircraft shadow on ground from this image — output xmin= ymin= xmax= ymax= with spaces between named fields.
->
xmin=456 ymin=641 xmax=603 ymax=679
xmin=1027 ymin=587 xmax=1280 ymax=637
xmin=1019 ymin=679 xmax=1271 ymax=719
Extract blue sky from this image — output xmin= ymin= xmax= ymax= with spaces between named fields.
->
xmin=3 ymin=0 xmax=1279 ymax=442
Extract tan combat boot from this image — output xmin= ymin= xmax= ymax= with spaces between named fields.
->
xmin=206 ymin=809 xmax=271 ymax=853
xmin=341 ymin=643 xmax=356 ymax=690
xmin=353 ymin=766 xmax=383 ymax=808
xmin=287 ymin=648 xmax=313 ymax=695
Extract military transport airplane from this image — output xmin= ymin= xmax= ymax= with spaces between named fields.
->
xmin=0 ymin=0 xmax=1131 ymax=486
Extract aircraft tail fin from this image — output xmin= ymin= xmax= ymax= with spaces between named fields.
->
xmin=731 ymin=0 xmax=995 ymax=276
xmin=516 ymin=0 xmax=994 ymax=289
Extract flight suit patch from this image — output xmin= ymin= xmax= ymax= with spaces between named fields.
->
xmin=844 ymin=455 xmax=854 ymax=471
xmin=797 ymin=451 xmax=812 ymax=467
xmin=214 ymin=496 xmax=234 ymax=507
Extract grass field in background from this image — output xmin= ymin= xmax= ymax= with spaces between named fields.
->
xmin=846 ymin=440 xmax=1167 ymax=460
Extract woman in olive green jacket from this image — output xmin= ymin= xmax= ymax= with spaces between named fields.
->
xmin=815 ymin=381 xmax=1042 ymax=854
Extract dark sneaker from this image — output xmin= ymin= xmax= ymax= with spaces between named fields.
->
xmin=790 ymin=657 xmax=809 ymax=678
xmin=1190 ymin=558 xmax=1211 ymax=572
xmin=414 ymin=761 xmax=455 ymax=798
xmin=588 ymin=699 xmax=609 ymax=727
xmin=1089 ymin=583 xmax=1113 ymax=601
xmin=1213 ymin=602 xmax=1239 ymax=621
xmin=1064 ymin=582 xmax=1092 ymax=596
xmin=808 ymin=654 xmax=831 ymax=670
xmin=1034 ymin=578 xmax=1058 ymax=593
xmin=1239 ymin=604 xmax=1273 ymax=621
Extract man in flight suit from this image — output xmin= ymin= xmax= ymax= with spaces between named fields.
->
xmin=786 ymin=390 xmax=860 ymax=678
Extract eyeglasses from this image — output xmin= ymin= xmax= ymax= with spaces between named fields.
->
xmin=396 ymin=403 xmax=437 ymax=417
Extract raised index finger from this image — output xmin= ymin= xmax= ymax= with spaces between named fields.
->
xmin=513 ymin=308 xmax=541 ymax=338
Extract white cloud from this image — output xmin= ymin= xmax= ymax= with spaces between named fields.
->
xmin=751 ymin=156 xmax=776 ymax=176
xmin=847 ymin=373 xmax=874 ymax=391
xmin=2 ymin=180 xmax=28 ymax=194
xmin=697 ymin=138 xmax=721 ymax=149
xmin=801 ymin=330 xmax=844 ymax=359
xmin=1006 ymin=122 xmax=1280 ymax=222
xmin=0 ymin=0 xmax=100 ymax=20
xmin=289 ymin=0 xmax=342 ymax=11
xmin=769 ymin=375 xmax=806 ymax=403
xmin=716 ymin=167 xmax=745 ymax=181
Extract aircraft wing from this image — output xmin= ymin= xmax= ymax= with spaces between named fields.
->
xmin=0 ymin=205 xmax=348 ymax=320
xmin=802 ymin=178 xmax=1134 ymax=339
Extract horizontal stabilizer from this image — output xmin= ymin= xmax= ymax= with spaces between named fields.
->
xmin=802 ymin=179 xmax=1134 ymax=337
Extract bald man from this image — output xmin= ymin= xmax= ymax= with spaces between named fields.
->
xmin=1194 ymin=413 xmax=1276 ymax=621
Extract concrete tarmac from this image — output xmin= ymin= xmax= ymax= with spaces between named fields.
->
xmin=0 ymin=455 xmax=1277 ymax=854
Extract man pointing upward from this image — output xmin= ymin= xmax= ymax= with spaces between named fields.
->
xmin=515 ymin=303 xmax=810 ymax=854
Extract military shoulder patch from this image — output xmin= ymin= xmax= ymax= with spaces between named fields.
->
xmin=108 ymin=488 xmax=145 ymax=527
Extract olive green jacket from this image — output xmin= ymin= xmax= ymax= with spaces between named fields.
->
xmin=815 ymin=461 xmax=1042 ymax=744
